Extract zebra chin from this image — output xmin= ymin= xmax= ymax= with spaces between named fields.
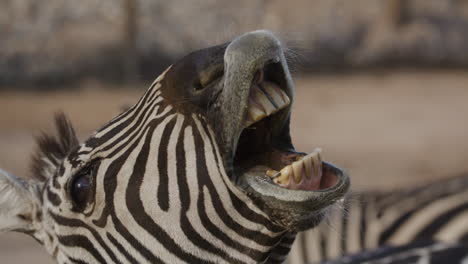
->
xmin=208 ymin=30 xmax=351 ymax=231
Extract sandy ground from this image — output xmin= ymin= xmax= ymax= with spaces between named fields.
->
xmin=1 ymin=71 xmax=468 ymax=262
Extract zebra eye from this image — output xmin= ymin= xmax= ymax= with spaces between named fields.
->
xmin=196 ymin=67 xmax=224 ymax=91
xmin=70 ymin=165 xmax=93 ymax=209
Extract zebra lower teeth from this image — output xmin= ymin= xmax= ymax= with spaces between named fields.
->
xmin=244 ymin=78 xmax=290 ymax=128
xmin=266 ymin=149 xmax=332 ymax=191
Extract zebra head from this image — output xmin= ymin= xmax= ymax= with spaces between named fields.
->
xmin=0 ymin=30 xmax=349 ymax=263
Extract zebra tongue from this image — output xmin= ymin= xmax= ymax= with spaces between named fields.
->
xmin=270 ymin=149 xmax=323 ymax=191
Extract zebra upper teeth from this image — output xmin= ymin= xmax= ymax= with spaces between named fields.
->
xmin=270 ymin=149 xmax=325 ymax=190
xmin=244 ymin=78 xmax=290 ymax=128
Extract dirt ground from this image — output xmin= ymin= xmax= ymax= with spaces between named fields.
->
xmin=1 ymin=71 xmax=468 ymax=262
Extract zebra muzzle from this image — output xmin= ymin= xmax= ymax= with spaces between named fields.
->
xmin=218 ymin=30 xmax=349 ymax=231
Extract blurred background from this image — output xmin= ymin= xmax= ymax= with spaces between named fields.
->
xmin=1 ymin=0 xmax=468 ymax=262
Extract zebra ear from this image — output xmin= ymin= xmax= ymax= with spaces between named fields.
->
xmin=0 ymin=169 xmax=42 ymax=233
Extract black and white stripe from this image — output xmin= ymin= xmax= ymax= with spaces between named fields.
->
xmin=324 ymin=241 xmax=468 ymax=264
xmin=40 ymin=77 xmax=296 ymax=264
xmin=287 ymin=174 xmax=468 ymax=263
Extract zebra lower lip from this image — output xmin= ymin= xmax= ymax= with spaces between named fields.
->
xmin=242 ymin=149 xmax=339 ymax=192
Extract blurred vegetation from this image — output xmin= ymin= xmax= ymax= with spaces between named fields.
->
xmin=1 ymin=0 xmax=468 ymax=89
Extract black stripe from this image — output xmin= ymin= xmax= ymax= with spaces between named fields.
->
xmin=107 ymin=233 xmax=139 ymax=264
xmin=378 ymin=189 xmax=459 ymax=244
xmin=429 ymin=244 xmax=468 ymax=263
xmin=157 ymin=117 xmax=177 ymax=211
xmin=146 ymin=87 xmax=160 ymax=103
xmin=46 ymin=186 xmax=62 ymax=206
xmin=269 ymin=233 xmax=295 ymax=262
xmin=177 ymin=119 xmax=191 ymax=209
xmin=57 ymin=234 xmax=107 ymax=264
xmin=111 ymin=214 xmax=163 ymax=264
xmin=320 ymin=230 xmax=327 ymax=260
xmin=87 ymin=94 xmax=158 ymax=151
xmin=414 ymin=202 xmax=468 ymax=241
xmin=341 ymin=202 xmax=349 ymax=254
xmin=126 ymin=123 xmax=210 ymax=263
xmin=51 ymin=213 xmax=122 ymax=264
xmin=299 ymin=234 xmax=309 ymax=262
xmin=103 ymin=105 xmax=172 ymax=161
xmin=359 ymin=196 xmax=368 ymax=250
xmin=68 ymin=256 xmax=89 ymax=264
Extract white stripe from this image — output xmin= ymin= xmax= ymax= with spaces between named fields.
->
xmin=325 ymin=208 xmax=343 ymax=259
xmin=435 ymin=209 xmax=468 ymax=242
xmin=388 ymin=190 xmax=468 ymax=244
xmin=347 ymin=200 xmax=363 ymax=253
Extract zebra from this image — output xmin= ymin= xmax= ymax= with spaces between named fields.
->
xmin=0 ymin=30 xmax=350 ymax=263
xmin=1 ymin=29 xmax=467 ymax=264
xmin=287 ymin=173 xmax=468 ymax=263
xmin=324 ymin=240 xmax=468 ymax=264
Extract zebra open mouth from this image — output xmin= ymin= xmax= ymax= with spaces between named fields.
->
xmin=200 ymin=30 xmax=350 ymax=230
xmin=235 ymin=67 xmax=337 ymax=192
xmin=233 ymin=62 xmax=340 ymax=193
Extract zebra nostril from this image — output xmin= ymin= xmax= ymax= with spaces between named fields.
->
xmin=253 ymin=69 xmax=264 ymax=84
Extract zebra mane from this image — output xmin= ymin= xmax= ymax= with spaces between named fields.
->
xmin=30 ymin=113 xmax=79 ymax=182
